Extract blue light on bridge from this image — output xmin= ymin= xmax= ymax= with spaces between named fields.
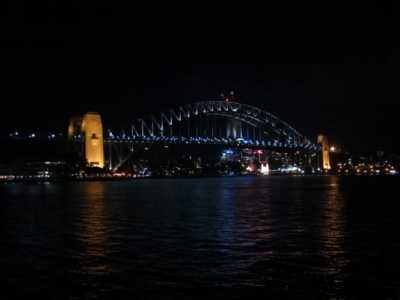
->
xmin=224 ymin=149 xmax=234 ymax=155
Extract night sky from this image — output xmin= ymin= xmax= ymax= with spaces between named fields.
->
xmin=1 ymin=1 xmax=399 ymax=153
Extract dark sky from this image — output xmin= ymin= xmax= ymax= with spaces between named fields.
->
xmin=1 ymin=1 xmax=399 ymax=153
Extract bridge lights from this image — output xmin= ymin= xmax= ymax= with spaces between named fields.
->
xmin=223 ymin=149 xmax=234 ymax=155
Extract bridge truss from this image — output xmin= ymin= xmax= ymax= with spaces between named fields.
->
xmin=102 ymin=100 xmax=319 ymax=171
xmin=105 ymin=100 xmax=318 ymax=150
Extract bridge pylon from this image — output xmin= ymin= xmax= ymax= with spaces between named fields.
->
xmin=317 ymin=134 xmax=331 ymax=171
xmin=68 ymin=112 xmax=105 ymax=168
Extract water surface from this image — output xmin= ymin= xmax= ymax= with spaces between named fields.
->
xmin=1 ymin=176 xmax=399 ymax=298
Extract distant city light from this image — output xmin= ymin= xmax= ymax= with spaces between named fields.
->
xmin=330 ymin=146 xmax=336 ymax=152
xmin=260 ymin=163 xmax=270 ymax=175
xmin=246 ymin=165 xmax=254 ymax=172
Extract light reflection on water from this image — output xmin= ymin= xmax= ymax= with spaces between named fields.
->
xmin=78 ymin=182 xmax=111 ymax=275
xmin=1 ymin=176 xmax=400 ymax=297
xmin=321 ymin=176 xmax=347 ymax=271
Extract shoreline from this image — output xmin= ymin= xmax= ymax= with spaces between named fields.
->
xmin=1 ymin=173 xmax=398 ymax=184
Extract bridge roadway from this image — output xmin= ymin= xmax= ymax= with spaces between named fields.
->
xmin=1 ymin=134 xmax=320 ymax=151
xmin=102 ymin=135 xmax=320 ymax=151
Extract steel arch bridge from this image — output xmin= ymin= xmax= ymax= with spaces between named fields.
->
xmin=105 ymin=100 xmax=318 ymax=151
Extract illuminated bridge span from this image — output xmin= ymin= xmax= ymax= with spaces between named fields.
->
xmin=4 ymin=100 xmax=327 ymax=171
xmin=105 ymin=101 xmax=318 ymax=150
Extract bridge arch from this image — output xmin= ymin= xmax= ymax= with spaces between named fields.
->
xmin=119 ymin=101 xmax=311 ymax=148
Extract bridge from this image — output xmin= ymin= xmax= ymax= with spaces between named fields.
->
xmin=5 ymin=100 xmax=329 ymax=172
xmin=67 ymin=100 xmax=324 ymax=171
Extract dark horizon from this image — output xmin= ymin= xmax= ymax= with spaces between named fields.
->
xmin=1 ymin=1 xmax=399 ymax=154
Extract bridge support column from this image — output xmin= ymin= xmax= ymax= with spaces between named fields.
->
xmin=226 ymin=119 xmax=242 ymax=139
